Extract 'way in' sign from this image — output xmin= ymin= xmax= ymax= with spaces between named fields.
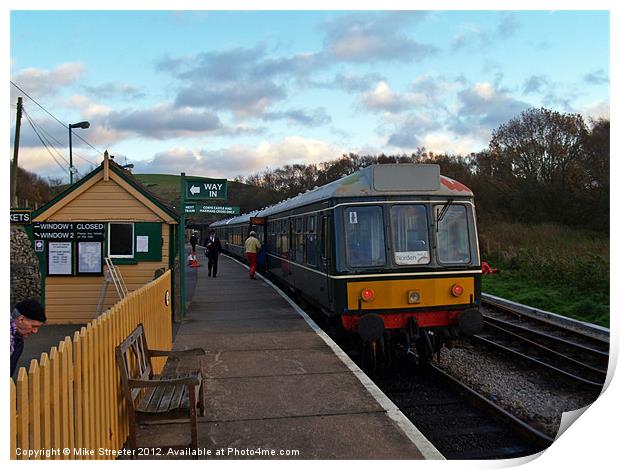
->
xmin=189 ymin=183 xmax=224 ymax=197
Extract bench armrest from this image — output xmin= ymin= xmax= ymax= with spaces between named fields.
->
xmin=148 ymin=348 xmax=206 ymax=357
xmin=128 ymin=374 xmax=201 ymax=388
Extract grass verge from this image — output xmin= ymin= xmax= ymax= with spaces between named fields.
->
xmin=482 ymin=273 xmax=609 ymax=327
xmin=479 ymin=222 xmax=609 ymax=328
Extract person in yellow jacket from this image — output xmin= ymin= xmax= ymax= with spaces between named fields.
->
xmin=244 ymin=231 xmax=261 ymax=279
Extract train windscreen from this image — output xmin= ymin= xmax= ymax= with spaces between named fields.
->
xmin=390 ymin=205 xmax=431 ymax=265
xmin=344 ymin=206 xmax=386 ymax=267
xmin=436 ymin=204 xmax=471 ymax=264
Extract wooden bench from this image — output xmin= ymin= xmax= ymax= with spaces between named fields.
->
xmin=115 ymin=324 xmax=206 ymax=454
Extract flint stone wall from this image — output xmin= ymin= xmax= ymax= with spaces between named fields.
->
xmin=10 ymin=226 xmax=41 ymax=309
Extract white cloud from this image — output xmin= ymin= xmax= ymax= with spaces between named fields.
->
xmin=360 ymin=81 xmax=428 ymax=113
xmin=322 ymin=12 xmax=436 ymax=63
xmin=581 ymin=101 xmax=609 ymax=121
xmin=133 ymin=137 xmax=343 ymax=178
xmin=450 ymin=81 xmax=530 ymax=135
xmin=419 ymin=131 xmax=487 ymax=155
xmin=64 ymin=95 xmax=113 ymax=118
xmin=13 ymin=146 xmax=101 ymax=183
xmin=11 ymin=62 xmax=86 ymax=98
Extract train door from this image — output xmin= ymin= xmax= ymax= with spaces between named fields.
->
xmin=320 ymin=214 xmax=333 ymax=307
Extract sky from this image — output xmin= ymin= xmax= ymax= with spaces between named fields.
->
xmin=8 ymin=8 xmax=610 ymax=182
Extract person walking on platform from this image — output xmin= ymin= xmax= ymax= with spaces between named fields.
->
xmin=205 ymin=229 xmax=222 ymax=277
xmin=190 ymin=232 xmax=198 ymax=253
xmin=244 ymin=231 xmax=261 ymax=280
xmin=10 ymin=299 xmax=46 ymax=376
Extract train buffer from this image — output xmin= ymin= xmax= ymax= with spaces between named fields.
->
xmin=134 ymin=254 xmax=443 ymax=459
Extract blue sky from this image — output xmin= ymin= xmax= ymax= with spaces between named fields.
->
xmin=9 ymin=9 xmax=610 ymax=182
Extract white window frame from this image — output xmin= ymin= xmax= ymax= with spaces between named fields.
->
xmin=108 ymin=222 xmax=135 ymax=258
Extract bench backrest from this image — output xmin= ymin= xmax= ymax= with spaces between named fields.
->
xmin=115 ymin=323 xmax=153 ymax=408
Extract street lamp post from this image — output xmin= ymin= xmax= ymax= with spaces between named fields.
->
xmin=69 ymin=121 xmax=90 ymax=184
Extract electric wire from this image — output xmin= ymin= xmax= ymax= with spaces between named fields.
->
xmin=25 ymin=109 xmax=98 ymax=167
xmin=10 ymin=80 xmax=105 ymax=157
xmin=23 ymin=110 xmax=69 ymax=173
xmin=23 ymin=108 xmax=70 ymax=165
xmin=23 ymin=109 xmax=90 ymax=180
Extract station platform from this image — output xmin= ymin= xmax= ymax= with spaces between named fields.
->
xmin=138 ymin=253 xmax=442 ymax=459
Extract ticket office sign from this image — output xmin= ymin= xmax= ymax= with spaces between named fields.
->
xmin=33 ymin=222 xmax=105 ymax=241
xmin=35 ymin=222 xmax=105 ymax=276
xmin=10 ymin=209 xmax=32 ymax=224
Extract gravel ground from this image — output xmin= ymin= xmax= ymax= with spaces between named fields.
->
xmin=434 ymin=340 xmax=602 ymax=437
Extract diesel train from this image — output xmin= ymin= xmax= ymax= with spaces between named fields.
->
xmin=210 ymin=164 xmax=484 ymax=365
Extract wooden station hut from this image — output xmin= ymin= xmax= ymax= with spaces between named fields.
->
xmin=28 ymin=152 xmax=180 ymax=324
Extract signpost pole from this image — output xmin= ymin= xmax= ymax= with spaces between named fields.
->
xmin=179 ymin=172 xmax=186 ymax=320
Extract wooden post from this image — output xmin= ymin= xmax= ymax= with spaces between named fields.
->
xmin=11 ymin=96 xmax=23 ymax=207
xmin=39 ymin=353 xmax=51 ymax=457
xmin=10 ymin=379 xmax=17 ymax=459
xmin=179 ymin=172 xmax=186 ymax=320
xmin=28 ymin=361 xmax=41 ymax=459
xmin=16 ymin=368 xmax=29 ymax=459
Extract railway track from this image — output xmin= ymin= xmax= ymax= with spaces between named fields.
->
xmin=368 ymin=362 xmax=553 ymax=459
xmin=478 ymin=295 xmax=609 ymax=388
xmin=266 ymin=275 xmax=577 ymax=459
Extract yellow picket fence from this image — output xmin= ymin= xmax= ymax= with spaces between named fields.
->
xmin=10 ymin=270 xmax=173 ymax=460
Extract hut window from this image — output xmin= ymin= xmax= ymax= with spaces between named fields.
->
xmin=109 ymin=222 xmax=134 ymax=258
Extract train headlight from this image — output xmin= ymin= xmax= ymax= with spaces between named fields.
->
xmin=451 ymin=284 xmax=464 ymax=297
xmin=360 ymin=288 xmax=375 ymax=302
xmin=407 ymin=290 xmax=421 ymax=304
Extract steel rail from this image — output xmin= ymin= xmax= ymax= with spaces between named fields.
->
xmin=481 ymin=322 xmax=607 ymax=377
xmin=481 ymin=295 xmax=609 ymax=346
xmin=429 ymin=364 xmax=555 ymax=450
xmin=482 ymin=315 xmax=609 ymax=359
xmin=472 ymin=333 xmax=605 ymax=388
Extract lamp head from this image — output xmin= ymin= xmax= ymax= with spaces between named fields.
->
xmin=70 ymin=121 xmax=90 ymax=129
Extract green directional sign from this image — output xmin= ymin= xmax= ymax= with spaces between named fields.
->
xmin=185 ymin=204 xmax=240 ymax=215
xmin=185 ymin=177 xmax=227 ymax=200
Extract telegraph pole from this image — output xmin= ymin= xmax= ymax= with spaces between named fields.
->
xmin=11 ymin=97 xmax=23 ymax=207
xmin=179 ymin=172 xmax=187 ymax=320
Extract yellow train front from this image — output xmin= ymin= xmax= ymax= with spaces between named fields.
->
xmin=213 ymin=164 xmax=483 ymax=365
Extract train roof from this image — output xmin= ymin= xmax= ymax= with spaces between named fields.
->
xmin=210 ymin=210 xmax=261 ymax=227
xmin=211 ymin=164 xmax=473 ymax=227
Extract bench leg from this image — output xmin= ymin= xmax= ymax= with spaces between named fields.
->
xmin=189 ymin=387 xmax=198 ymax=452
xmin=198 ymin=381 xmax=206 ymax=417
xmin=128 ymin=418 xmax=138 ymax=459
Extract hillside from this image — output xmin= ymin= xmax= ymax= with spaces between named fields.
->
xmin=134 ymin=174 xmax=281 ymax=223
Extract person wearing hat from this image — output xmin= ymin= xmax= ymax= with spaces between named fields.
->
xmin=204 ymin=229 xmax=222 ymax=277
xmin=189 ymin=231 xmax=198 ymax=253
xmin=244 ymin=230 xmax=262 ymax=280
xmin=10 ymin=298 xmax=46 ymax=376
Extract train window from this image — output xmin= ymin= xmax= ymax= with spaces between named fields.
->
xmin=267 ymin=222 xmax=276 ymax=253
xmin=281 ymin=220 xmax=289 ymax=256
xmin=344 ymin=206 xmax=386 ymax=268
xmin=436 ymin=205 xmax=471 ymax=264
xmin=390 ymin=205 xmax=430 ymax=265
xmin=295 ymin=217 xmax=304 ymax=261
xmin=306 ymin=215 xmax=318 ymax=266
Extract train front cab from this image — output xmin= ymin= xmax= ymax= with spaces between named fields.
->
xmin=331 ymin=199 xmax=483 ymax=360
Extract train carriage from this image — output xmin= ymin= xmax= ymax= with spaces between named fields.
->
xmin=211 ymin=164 xmax=483 ymax=364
